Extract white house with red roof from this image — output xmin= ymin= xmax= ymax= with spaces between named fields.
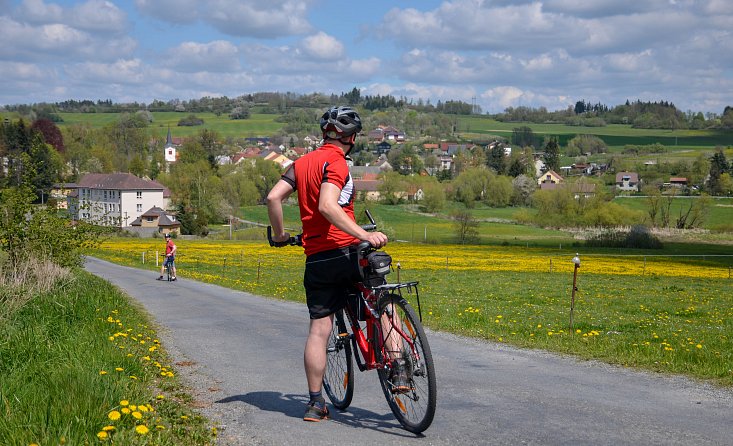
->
xmin=69 ymin=173 xmax=169 ymax=227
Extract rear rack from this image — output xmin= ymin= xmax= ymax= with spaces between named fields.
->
xmin=372 ymin=281 xmax=423 ymax=322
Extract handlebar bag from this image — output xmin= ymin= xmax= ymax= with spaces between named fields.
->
xmin=367 ymin=251 xmax=392 ymax=275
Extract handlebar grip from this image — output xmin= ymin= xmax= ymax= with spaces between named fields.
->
xmin=360 ymin=224 xmax=377 ymax=231
xmin=267 ymin=226 xmax=303 ymax=247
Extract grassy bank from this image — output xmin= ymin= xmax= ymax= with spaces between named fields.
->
xmin=89 ymin=238 xmax=733 ymax=386
xmin=0 ymin=269 xmax=215 ymax=445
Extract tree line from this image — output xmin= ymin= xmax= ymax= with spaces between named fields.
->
xmin=9 ymin=90 xmax=731 ymax=130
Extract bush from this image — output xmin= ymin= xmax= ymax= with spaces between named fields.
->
xmin=585 ymin=225 xmax=663 ymax=249
xmin=0 ymin=186 xmax=110 ymax=268
xmin=177 ymin=114 xmax=204 ymax=126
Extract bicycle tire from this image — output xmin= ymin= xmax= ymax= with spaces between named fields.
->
xmin=323 ymin=309 xmax=354 ymax=410
xmin=166 ymin=263 xmax=172 ymax=282
xmin=374 ymin=293 xmax=437 ymax=434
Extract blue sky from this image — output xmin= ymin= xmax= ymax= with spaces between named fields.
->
xmin=1 ymin=0 xmax=732 ymax=114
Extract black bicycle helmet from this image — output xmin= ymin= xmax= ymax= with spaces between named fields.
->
xmin=320 ymin=106 xmax=362 ymax=139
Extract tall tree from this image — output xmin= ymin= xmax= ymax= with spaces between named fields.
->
xmin=31 ymin=118 xmax=65 ymax=153
xmin=511 ymin=126 xmax=536 ymax=148
xmin=543 ymin=137 xmax=560 ymax=172
xmin=707 ymin=150 xmax=729 ymax=195
xmin=487 ymin=145 xmax=506 ymax=174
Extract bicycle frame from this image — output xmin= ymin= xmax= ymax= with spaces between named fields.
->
xmin=342 ymin=281 xmax=422 ymax=373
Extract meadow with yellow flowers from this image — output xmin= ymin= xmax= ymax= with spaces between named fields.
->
xmin=90 ymin=237 xmax=733 ymax=386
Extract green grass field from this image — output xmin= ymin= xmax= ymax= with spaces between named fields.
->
xmin=53 ymin=112 xmax=283 ymax=139
xmin=457 ymin=116 xmax=733 ymax=150
xmin=238 ymin=203 xmax=573 ymax=246
xmin=612 ymin=196 xmax=733 ymax=229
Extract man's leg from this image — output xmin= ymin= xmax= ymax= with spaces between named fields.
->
xmin=304 ymin=314 xmax=334 ymax=393
xmin=303 ymin=314 xmax=334 ymax=421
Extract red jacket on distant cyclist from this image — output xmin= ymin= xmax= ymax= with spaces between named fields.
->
xmin=157 ymin=233 xmax=177 ymax=281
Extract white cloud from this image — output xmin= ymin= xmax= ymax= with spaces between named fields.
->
xmin=301 ymin=32 xmax=344 ymax=60
xmin=70 ymin=0 xmax=127 ymax=34
xmin=206 ymin=0 xmax=312 ymax=37
xmin=15 ymin=0 xmax=63 ymax=23
xmin=0 ymin=60 xmax=45 ymax=80
xmin=67 ymin=58 xmax=147 ymax=85
xmin=0 ymin=16 xmax=135 ymax=62
xmin=164 ymin=40 xmax=240 ymax=72
xmin=135 ymin=0 xmax=314 ymax=38
xmin=134 ymin=0 xmax=198 ymax=24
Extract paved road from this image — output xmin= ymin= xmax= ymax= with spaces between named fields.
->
xmin=85 ymin=257 xmax=733 ymax=446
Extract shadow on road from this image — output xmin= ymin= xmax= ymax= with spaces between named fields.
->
xmin=217 ymin=391 xmax=421 ymax=438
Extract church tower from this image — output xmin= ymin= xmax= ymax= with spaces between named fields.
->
xmin=164 ymin=127 xmax=177 ymax=163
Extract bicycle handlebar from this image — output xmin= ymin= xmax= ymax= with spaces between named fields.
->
xmin=267 ymin=209 xmax=378 ymax=249
xmin=267 ymin=226 xmax=302 ymax=247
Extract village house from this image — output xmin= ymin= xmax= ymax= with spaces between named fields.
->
xmin=538 ymin=170 xmax=564 ymax=187
xmin=616 ymin=172 xmax=640 ymax=192
xmin=69 ymin=173 xmax=170 ymax=228
xmin=129 ymin=206 xmax=181 ymax=236
xmin=261 ymin=150 xmax=293 ymax=170
xmin=669 ymin=177 xmax=688 ymax=188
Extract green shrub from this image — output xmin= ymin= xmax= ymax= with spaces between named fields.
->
xmin=585 ymin=225 xmax=663 ymax=249
xmin=0 ymin=186 xmax=110 ymax=268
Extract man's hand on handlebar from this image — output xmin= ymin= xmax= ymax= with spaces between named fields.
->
xmin=267 ymin=226 xmax=302 ymax=247
xmin=363 ymin=231 xmax=388 ymax=249
xmin=272 ymin=231 xmax=291 ymax=245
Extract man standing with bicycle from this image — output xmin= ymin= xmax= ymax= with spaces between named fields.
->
xmin=267 ymin=106 xmax=388 ymax=422
xmin=157 ymin=233 xmax=177 ymax=281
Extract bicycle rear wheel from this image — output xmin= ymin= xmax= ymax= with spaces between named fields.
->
xmin=323 ymin=309 xmax=354 ymax=410
xmin=166 ymin=264 xmax=172 ymax=281
xmin=375 ymin=293 xmax=436 ymax=434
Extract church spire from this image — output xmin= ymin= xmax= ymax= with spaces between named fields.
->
xmin=166 ymin=126 xmax=173 ymax=147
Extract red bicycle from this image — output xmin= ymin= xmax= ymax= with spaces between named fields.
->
xmin=268 ymin=211 xmax=436 ymax=433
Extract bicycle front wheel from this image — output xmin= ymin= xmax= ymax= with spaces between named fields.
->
xmin=375 ymin=293 xmax=437 ymax=434
xmin=323 ymin=309 xmax=354 ymax=410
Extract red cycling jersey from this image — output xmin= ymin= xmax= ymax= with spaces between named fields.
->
xmin=165 ymin=239 xmax=176 ymax=256
xmin=282 ymin=143 xmax=359 ymax=256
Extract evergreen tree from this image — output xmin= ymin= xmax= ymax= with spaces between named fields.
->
xmin=543 ymin=137 xmax=560 ymax=172
xmin=707 ymin=150 xmax=730 ymax=195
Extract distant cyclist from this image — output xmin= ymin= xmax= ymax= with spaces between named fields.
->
xmin=267 ymin=106 xmax=388 ymax=422
xmin=157 ymin=233 xmax=177 ymax=281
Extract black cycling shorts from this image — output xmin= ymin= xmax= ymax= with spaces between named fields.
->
xmin=304 ymin=246 xmax=361 ymax=319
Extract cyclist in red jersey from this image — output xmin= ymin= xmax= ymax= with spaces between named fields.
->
xmin=157 ymin=233 xmax=177 ymax=281
xmin=267 ymin=106 xmax=388 ymax=422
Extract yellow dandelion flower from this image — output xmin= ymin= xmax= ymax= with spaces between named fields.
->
xmin=156 ymin=394 xmax=165 ymax=400
xmin=180 ymin=415 xmax=189 ymax=420
xmin=696 ymin=344 xmax=703 ymax=349
xmin=99 ymin=370 xmax=108 ymax=375
xmin=156 ymin=425 xmax=166 ymax=430
xmin=108 ymin=411 xmax=121 ymax=421
xmin=102 ymin=426 xmax=115 ymax=432
xmin=121 ymin=407 xmax=131 ymax=414
xmin=138 ymin=405 xmax=148 ymax=412
xmin=135 ymin=425 xmax=149 ymax=435
xmin=108 ymin=336 xmax=115 ymax=341
xmin=120 ymin=400 xmax=129 ymax=406
xmin=115 ymin=367 xmax=123 ymax=372
xmin=132 ymin=411 xmax=142 ymax=420
xmin=96 ymin=431 xmax=108 ymax=440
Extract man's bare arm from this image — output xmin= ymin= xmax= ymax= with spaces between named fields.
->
xmin=266 ymin=179 xmax=294 ymax=243
xmin=318 ymin=182 xmax=387 ymax=248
